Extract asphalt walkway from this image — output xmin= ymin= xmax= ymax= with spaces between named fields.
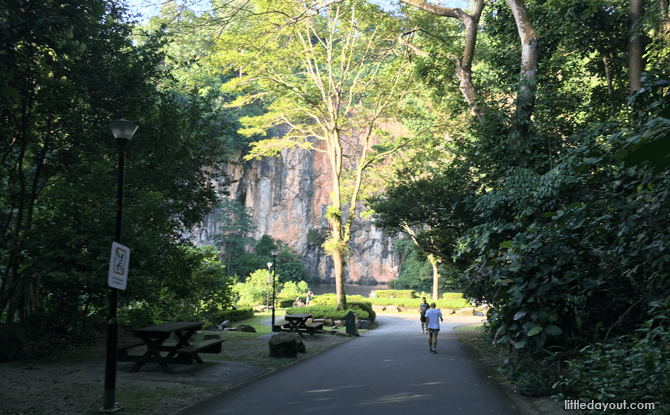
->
xmin=180 ymin=314 xmax=521 ymax=415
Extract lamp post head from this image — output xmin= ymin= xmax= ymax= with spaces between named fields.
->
xmin=267 ymin=262 xmax=273 ymax=269
xmin=108 ymin=119 xmax=139 ymax=141
xmin=271 ymin=249 xmax=278 ymax=258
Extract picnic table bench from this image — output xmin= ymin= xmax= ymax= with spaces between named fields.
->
xmin=117 ymin=321 xmax=224 ymax=373
xmin=272 ymin=313 xmax=323 ymax=337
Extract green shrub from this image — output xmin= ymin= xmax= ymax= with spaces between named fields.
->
xmin=499 ymin=354 xmax=558 ymax=397
xmin=366 ymin=295 xmax=470 ymax=310
xmin=279 ymin=281 xmax=309 ymax=299
xmin=309 ymin=294 xmax=375 ymax=322
xmin=284 ymin=305 xmax=370 ymax=322
xmin=233 ymin=269 xmax=283 ymax=306
xmin=278 ymin=297 xmax=296 ymax=308
xmin=556 ymin=323 xmax=670 ymax=414
xmin=310 ymin=293 xmax=370 ymax=306
xmin=217 ymin=307 xmax=254 ymax=322
xmin=374 ymin=290 xmax=416 ymax=298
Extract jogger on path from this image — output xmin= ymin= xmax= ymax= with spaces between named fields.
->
xmin=425 ymin=302 xmax=443 ymax=353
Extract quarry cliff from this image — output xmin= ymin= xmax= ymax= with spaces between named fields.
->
xmin=189 ymin=144 xmax=399 ymax=285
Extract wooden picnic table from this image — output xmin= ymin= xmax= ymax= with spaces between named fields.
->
xmin=273 ymin=313 xmax=323 ymax=338
xmin=117 ymin=321 xmax=224 ymax=373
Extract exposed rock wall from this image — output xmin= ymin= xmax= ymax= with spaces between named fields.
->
xmin=190 ymin=143 xmax=399 ymax=285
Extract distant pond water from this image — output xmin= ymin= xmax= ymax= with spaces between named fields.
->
xmin=307 ymin=284 xmax=390 ymax=298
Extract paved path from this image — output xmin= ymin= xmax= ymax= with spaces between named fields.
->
xmin=181 ymin=314 xmax=520 ymax=415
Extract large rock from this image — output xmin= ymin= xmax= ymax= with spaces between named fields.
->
xmin=186 ymin=136 xmax=401 ymax=284
xmin=357 ymin=319 xmax=370 ymax=329
xmin=269 ymin=333 xmax=306 ymax=358
xmin=0 ymin=324 xmax=26 ymax=362
xmin=236 ymin=325 xmax=257 ymax=333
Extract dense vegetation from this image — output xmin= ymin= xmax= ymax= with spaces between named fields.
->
xmin=3 ymin=0 xmax=670 ymax=409
xmin=0 ymin=0 xmax=239 ymax=332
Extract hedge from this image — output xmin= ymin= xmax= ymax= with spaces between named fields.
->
xmin=308 ymin=294 xmax=375 ymax=322
xmin=370 ymin=297 xmax=471 ymax=310
xmin=278 ymin=297 xmax=296 ymax=308
xmin=373 ymin=290 xmax=416 ymax=298
xmin=217 ymin=307 xmax=254 ymax=322
xmin=283 ymin=305 xmax=371 ymax=322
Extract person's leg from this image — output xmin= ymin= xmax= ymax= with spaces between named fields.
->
xmin=428 ymin=331 xmax=433 ymax=350
xmin=431 ymin=330 xmax=438 ymax=351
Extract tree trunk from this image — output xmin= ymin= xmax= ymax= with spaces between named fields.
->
xmin=628 ymin=0 xmax=645 ymax=93
xmin=506 ymin=0 xmax=539 ymax=145
xmin=603 ymin=56 xmax=616 ymax=117
xmin=428 ymin=255 xmax=440 ymax=302
xmin=332 ymin=248 xmax=347 ymax=310
xmin=399 ymin=0 xmax=485 ymax=116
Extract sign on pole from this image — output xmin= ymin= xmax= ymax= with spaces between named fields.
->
xmin=108 ymin=242 xmax=130 ymax=290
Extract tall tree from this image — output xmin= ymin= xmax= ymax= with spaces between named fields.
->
xmin=400 ymin=0 xmax=539 ymax=144
xmin=0 ymin=0 xmax=232 ymax=327
xmin=214 ymin=198 xmax=257 ymax=278
xmin=214 ymin=0 xmax=418 ymax=308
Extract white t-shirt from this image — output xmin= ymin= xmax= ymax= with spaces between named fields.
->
xmin=425 ymin=308 xmax=443 ymax=330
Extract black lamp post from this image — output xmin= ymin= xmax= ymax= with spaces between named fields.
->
xmin=103 ymin=119 xmax=138 ymax=412
xmin=271 ymin=249 xmax=278 ymax=326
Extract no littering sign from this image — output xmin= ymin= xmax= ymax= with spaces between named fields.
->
xmin=108 ymin=242 xmax=130 ymax=290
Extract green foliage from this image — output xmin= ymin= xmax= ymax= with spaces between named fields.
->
xmin=499 ymin=354 xmax=559 ymax=397
xmin=460 ymin=74 xmax=670 ymax=354
xmin=215 ymin=199 xmax=258 ymax=277
xmin=373 ymin=290 xmax=416 ymax=299
xmin=118 ymin=245 xmax=234 ymax=325
xmin=216 ymin=307 xmax=254 ymax=323
xmin=556 ymin=322 xmax=670 ymax=414
xmin=278 ymin=298 xmax=298 ymax=308
xmin=279 ymin=281 xmax=309 ymax=299
xmin=275 ymin=243 xmax=310 ymax=284
xmin=233 ymin=269 xmax=282 ymax=307
xmin=226 ymin=234 xmax=309 ymax=283
xmin=285 ymin=305 xmax=371 ymax=322
xmin=308 ymin=294 xmax=375 ymax=323
xmin=367 ymin=297 xmax=471 ymax=310
xmin=0 ymin=0 xmax=232 ymax=330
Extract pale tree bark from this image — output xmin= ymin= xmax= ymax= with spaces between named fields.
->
xmin=399 ymin=0 xmax=485 ymax=116
xmin=401 ymin=0 xmax=539 ymax=143
xmin=427 ymin=254 xmax=440 ymax=302
xmin=629 ymin=0 xmax=645 ymax=93
xmin=401 ymin=224 xmax=443 ymax=301
xmin=506 ymin=0 xmax=539 ymax=145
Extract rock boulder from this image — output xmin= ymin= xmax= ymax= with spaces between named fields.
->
xmin=236 ymin=325 xmax=257 ymax=332
xmin=357 ymin=319 xmax=370 ymax=329
xmin=269 ymin=333 xmax=306 ymax=358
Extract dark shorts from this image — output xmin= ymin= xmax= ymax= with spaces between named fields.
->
xmin=428 ymin=328 xmax=440 ymax=334
xmin=420 ymin=315 xmax=426 ymax=323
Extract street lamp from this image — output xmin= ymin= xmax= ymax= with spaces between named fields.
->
xmin=103 ymin=119 xmax=138 ymax=412
xmin=266 ymin=262 xmax=272 ymax=312
xmin=271 ymin=249 xmax=278 ymax=326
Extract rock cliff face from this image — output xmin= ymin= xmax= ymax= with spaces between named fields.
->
xmin=190 ymin=143 xmax=399 ymax=285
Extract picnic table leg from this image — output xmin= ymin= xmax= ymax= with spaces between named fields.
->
xmin=166 ymin=328 xmax=198 ymax=357
xmin=130 ymin=337 xmax=172 ymax=373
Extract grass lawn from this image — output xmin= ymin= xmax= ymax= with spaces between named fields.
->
xmin=186 ymin=310 xmax=354 ymax=369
